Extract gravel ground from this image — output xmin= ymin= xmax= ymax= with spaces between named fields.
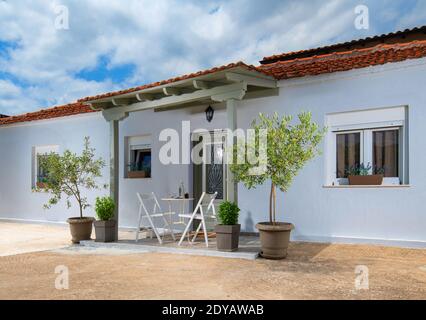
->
xmin=1 ymin=242 xmax=426 ymax=300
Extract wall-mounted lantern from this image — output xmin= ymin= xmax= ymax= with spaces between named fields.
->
xmin=205 ymin=105 xmax=214 ymax=123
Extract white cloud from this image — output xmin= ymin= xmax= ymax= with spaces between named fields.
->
xmin=0 ymin=0 xmax=425 ymax=115
xmin=0 ymin=79 xmax=38 ymax=115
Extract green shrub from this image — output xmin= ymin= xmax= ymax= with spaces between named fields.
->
xmin=95 ymin=196 xmax=115 ymax=221
xmin=218 ymin=201 xmax=240 ymax=225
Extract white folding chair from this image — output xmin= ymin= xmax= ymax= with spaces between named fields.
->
xmin=178 ymin=192 xmax=218 ymax=247
xmin=136 ymin=192 xmax=176 ymax=244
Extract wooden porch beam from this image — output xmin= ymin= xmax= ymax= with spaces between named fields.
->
xmin=89 ymin=101 xmax=115 ymax=110
xmin=136 ymin=93 xmax=155 ymax=101
xmin=225 ymin=72 xmax=277 ymax=88
xmin=243 ymin=88 xmax=279 ymax=100
xmin=163 ymin=87 xmax=181 ymax=96
xmin=111 ymin=98 xmax=136 ymax=106
xmin=192 ymin=80 xmax=210 ymax=90
xmin=102 ymin=110 xmax=129 ymax=122
xmin=103 ymin=82 xmax=247 ymax=116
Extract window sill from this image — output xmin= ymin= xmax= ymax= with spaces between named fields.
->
xmin=323 ymin=185 xmax=410 ymax=189
xmin=32 ymin=188 xmax=49 ymax=193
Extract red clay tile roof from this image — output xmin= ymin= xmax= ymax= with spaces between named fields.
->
xmin=0 ymin=102 xmax=96 ymax=126
xmin=79 ymin=61 xmax=263 ymax=102
xmin=259 ymin=40 xmax=426 ymax=80
xmin=260 ymin=25 xmax=426 ymax=64
xmin=2 ymin=36 xmax=426 ymax=127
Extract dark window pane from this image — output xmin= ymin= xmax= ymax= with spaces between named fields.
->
xmin=373 ymin=130 xmax=399 ymax=177
xmin=205 ymin=143 xmax=224 ymax=199
xmin=336 ymin=132 xmax=361 ymax=178
xmin=37 ymin=155 xmax=49 ymax=183
xmin=130 ymin=148 xmax=151 ymax=178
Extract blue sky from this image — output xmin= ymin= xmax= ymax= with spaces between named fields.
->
xmin=0 ymin=0 xmax=426 ymax=115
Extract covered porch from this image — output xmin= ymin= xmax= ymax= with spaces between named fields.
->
xmin=83 ymin=63 xmax=277 ymax=248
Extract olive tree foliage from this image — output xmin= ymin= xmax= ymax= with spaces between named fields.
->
xmin=38 ymin=137 xmax=106 ymax=218
xmin=230 ymin=112 xmax=325 ymax=224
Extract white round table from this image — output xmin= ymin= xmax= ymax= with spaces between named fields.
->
xmin=161 ymin=197 xmax=194 ymax=227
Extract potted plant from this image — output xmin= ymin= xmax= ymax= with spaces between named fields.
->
xmin=36 ymin=176 xmax=48 ymax=189
xmin=127 ymin=163 xmax=150 ymax=178
xmin=231 ymin=112 xmax=325 ymax=259
xmin=346 ymin=163 xmax=384 ymax=185
xmin=94 ymin=196 xmax=116 ymax=242
xmin=38 ymin=137 xmax=106 ymax=243
xmin=215 ymin=201 xmax=241 ymax=252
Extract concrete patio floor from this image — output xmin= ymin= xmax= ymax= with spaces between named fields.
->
xmin=0 ymin=221 xmax=71 ymax=256
xmin=1 ymin=221 xmax=426 ymax=299
xmin=0 ymin=220 xmax=259 ymax=259
xmin=80 ymin=230 xmax=260 ymax=260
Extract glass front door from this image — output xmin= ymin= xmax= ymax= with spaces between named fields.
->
xmin=192 ymin=131 xmax=227 ymax=203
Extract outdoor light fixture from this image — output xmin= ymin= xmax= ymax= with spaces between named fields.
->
xmin=205 ymin=105 xmax=214 ymax=122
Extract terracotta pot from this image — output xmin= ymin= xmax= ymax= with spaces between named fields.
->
xmin=128 ymin=171 xmax=146 ymax=179
xmin=36 ymin=182 xmax=47 ymax=188
xmin=67 ymin=217 xmax=95 ymax=244
xmin=256 ymin=222 xmax=294 ymax=259
xmin=94 ymin=220 xmax=116 ymax=243
xmin=348 ymin=174 xmax=383 ymax=185
xmin=215 ymin=224 xmax=240 ymax=252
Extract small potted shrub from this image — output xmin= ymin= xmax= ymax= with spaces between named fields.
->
xmin=38 ymin=137 xmax=106 ymax=243
xmin=94 ymin=196 xmax=116 ymax=242
xmin=215 ymin=201 xmax=240 ymax=252
xmin=346 ymin=163 xmax=384 ymax=185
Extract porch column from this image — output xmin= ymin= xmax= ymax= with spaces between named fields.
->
xmin=226 ymin=99 xmax=238 ymax=204
xmin=103 ymin=110 xmax=128 ymax=241
xmin=109 ymin=119 xmax=119 ymax=241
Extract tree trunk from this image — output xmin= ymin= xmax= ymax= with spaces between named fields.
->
xmin=269 ymin=183 xmax=273 ymax=223
xmin=272 ymin=183 xmax=276 ymax=224
xmin=79 ymin=203 xmax=83 ymax=219
xmin=269 ymin=182 xmax=277 ymax=225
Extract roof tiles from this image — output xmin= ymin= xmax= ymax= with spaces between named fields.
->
xmin=259 ymin=40 xmax=426 ymax=80
xmin=0 ymin=102 xmax=95 ymax=126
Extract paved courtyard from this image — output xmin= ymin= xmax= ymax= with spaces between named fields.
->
xmin=0 ymin=221 xmax=426 ymax=299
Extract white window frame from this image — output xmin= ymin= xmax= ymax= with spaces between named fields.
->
xmin=124 ymin=135 xmax=152 ymax=179
xmin=32 ymin=145 xmax=59 ymax=188
xmin=334 ymin=127 xmax=401 ymax=185
xmin=325 ymin=106 xmax=408 ymax=186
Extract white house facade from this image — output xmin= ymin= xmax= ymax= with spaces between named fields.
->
xmin=1 ymin=27 xmax=426 ymax=248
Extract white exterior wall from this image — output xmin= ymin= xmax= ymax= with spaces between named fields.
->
xmin=1 ymin=58 xmax=426 ymax=247
xmin=117 ymin=104 xmax=229 ymax=228
xmin=237 ymin=58 xmax=426 ymax=247
xmin=0 ymin=113 xmax=110 ymax=223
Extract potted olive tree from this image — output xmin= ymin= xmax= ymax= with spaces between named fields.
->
xmin=215 ymin=201 xmax=240 ymax=252
xmin=231 ymin=112 xmax=325 ymax=259
xmin=94 ymin=196 xmax=116 ymax=242
xmin=38 ymin=137 xmax=106 ymax=243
